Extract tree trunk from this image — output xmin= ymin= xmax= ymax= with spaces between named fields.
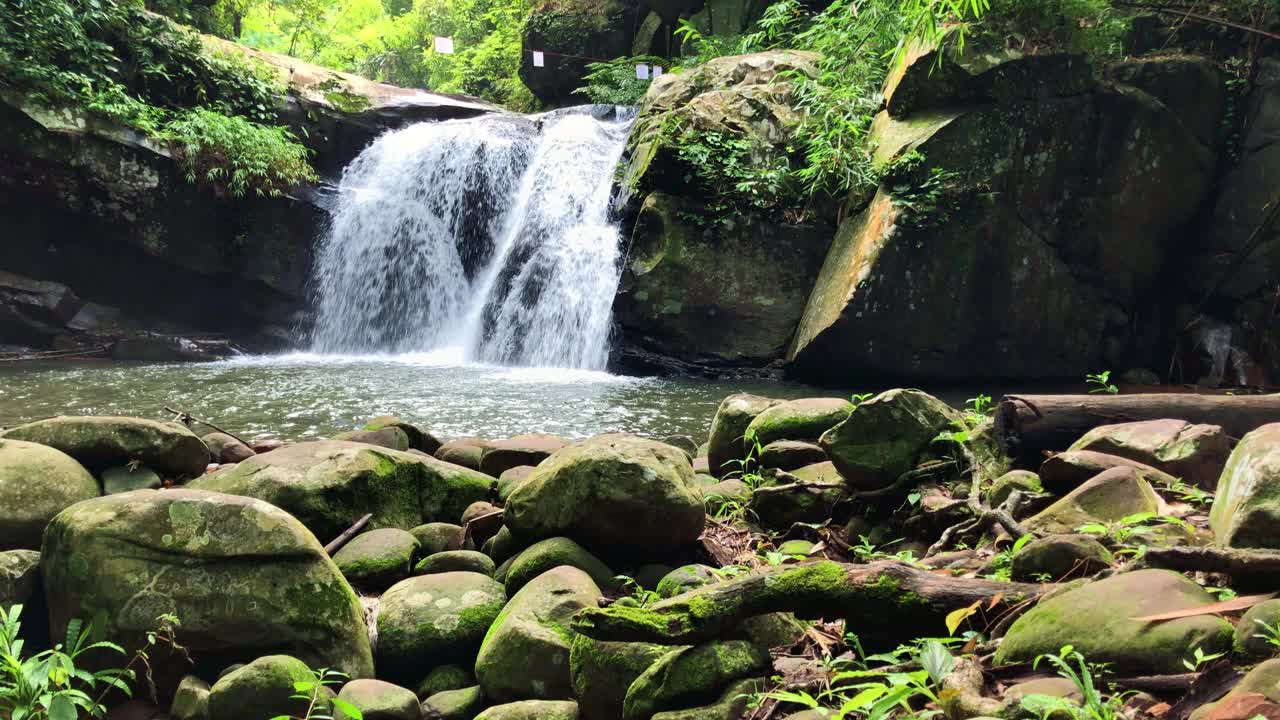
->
xmin=573 ymin=560 xmax=1044 ymax=645
xmin=995 ymin=393 xmax=1280 ymax=464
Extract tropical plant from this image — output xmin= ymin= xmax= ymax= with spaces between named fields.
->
xmin=1026 ymin=645 xmax=1129 ymax=720
xmin=577 ymin=56 xmax=667 ymax=105
xmin=270 ymin=667 xmax=362 ymax=720
xmin=162 ymin=108 xmax=318 ymax=197
xmin=1085 ymin=371 xmax=1119 ymax=394
xmin=610 ymin=576 xmax=662 ymax=608
xmin=1182 ymin=645 xmax=1226 ymax=671
xmin=1075 ymin=512 xmax=1191 ymax=550
xmin=1253 ymin=618 xmax=1280 ymax=652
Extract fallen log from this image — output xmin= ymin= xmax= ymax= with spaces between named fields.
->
xmin=572 ymin=560 xmax=1045 ymax=645
xmin=1140 ymin=546 xmax=1280 ymax=591
xmin=995 ymin=393 xmax=1280 ymax=464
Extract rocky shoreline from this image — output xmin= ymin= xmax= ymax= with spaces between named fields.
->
xmin=3 ymin=390 xmax=1280 ymax=720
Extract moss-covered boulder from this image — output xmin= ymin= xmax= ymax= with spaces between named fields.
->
xmin=0 ymin=415 xmax=209 ymax=477
xmin=1068 ymin=419 xmax=1231 ymax=489
xmin=622 ymin=640 xmax=770 ymax=720
xmin=650 ymin=678 xmax=765 ymax=720
xmin=333 ymin=426 xmax=411 ymax=451
xmin=819 ymin=389 xmax=958 ymax=490
xmin=497 ymin=466 xmax=536 ymax=502
xmin=706 ymin=394 xmax=780 ymax=477
xmin=0 ymin=549 xmax=41 ymax=606
xmin=333 ymin=528 xmax=420 ymax=591
xmin=479 ymin=434 xmax=566 ymax=478
xmin=202 ymin=432 xmax=255 ymax=464
xmin=748 ymin=482 xmax=847 ymax=530
xmin=475 ymin=700 xmax=579 ymax=720
xmin=1024 ymin=467 xmax=1161 ymax=535
xmin=758 ymin=441 xmax=827 ymax=471
xmin=421 ymin=685 xmax=486 ymax=720
xmin=570 ymin=634 xmax=669 ymax=720
xmin=656 ymin=564 xmax=718 ymax=599
xmin=503 ymin=537 xmax=614 ymax=595
xmin=1010 ymin=534 xmax=1113 ymax=582
xmin=188 ymin=440 xmax=491 ymax=539
xmin=746 ymin=399 xmax=853 ymax=448
xmin=417 ymin=550 xmax=496 ymax=577
xmin=1209 ymin=424 xmax=1280 ymax=549
xmin=412 ymin=522 xmax=465 ymax=555
xmin=1039 ymin=450 xmax=1178 ymax=495
xmin=364 ymin=416 xmax=442 ymax=455
xmin=335 ymin=679 xmax=420 ymax=720
xmin=1234 ymin=598 xmax=1280 ymax=660
xmin=417 ymin=664 xmax=474 ymax=699
xmin=994 ymin=569 xmax=1233 ymax=674
xmin=41 ymin=490 xmax=373 ymax=691
xmin=987 ymin=470 xmax=1043 ymax=506
xmin=0 ymin=438 xmax=99 ymax=550
xmin=436 ymin=438 xmax=492 ymax=471
xmin=376 ymin=571 xmax=507 ymax=685
xmin=504 ymin=434 xmax=703 ymax=555
xmin=171 ymin=675 xmax=211 ymax=720
xmin=475 ymin=566 xmax=601 ymax=703
xmin=101 ymin=465 xmax=162 ymax=494
xmin=207 ymin=655 xmax=319 ymax=720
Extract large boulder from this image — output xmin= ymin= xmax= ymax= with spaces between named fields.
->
xmin=745 ymin=398 xmax=853 ymax=447
xmin=332 ymin=528 xmax=420 ymax=591
xmin=0 ymin=438 xmax=100 ymax=550
xmin=788 ymin=50 xmax=1221 ymax=382
xmin=706 ymin=394 xmax=780 ymax=477
xmin=504 ymin=434 xmax=704 ymax=555
xmin=479 ymin=434 xmax=565 ymax=477
xmin=570 ymin=634 xmax=669 ymax=720
xmin=502 ymin=537 xmax=614 ymax=595
xmin=819 ymin=389 xmax=958 ymax=490
xmin=335 ymin=679 xmax=420 ymax=720
xmin=1067 ymin=419 xmax=1232 ymax=489
xmin=202 ymin=433 xmax=255 ymax=465
xmin=1209 ymin=423 xmax=1280 ymax=549
xmin=207 ymin=655 xmax=317 ymax=720
xmin=622 ymin=640 xmax=770 ymax=720
xmin=0 ymin=416 xmax=208 ymax=477
xmin=1024 ymin=466 xmax=1161 ymax=535
xmin=475 ymin=700 xmax=580 ymax=720
xmin=364 ymin=416 xmax=443 ymax=455
xmin=475 ymin=566 xmax=601 ymax=703
xmin=994 ymin=569 xmax=1233 ymax=674
xmin=1038 ymin=450 xmax=1178 ymax=494
xmin=0 ymin=549 xmax=41 ymax=606
xmin=189 ymin=440 xmax=491 ymax=539
xmin=41 ymin=490 xmax=374 ymax=691
xmin=376 ymin=571 xmax=507 ymax=685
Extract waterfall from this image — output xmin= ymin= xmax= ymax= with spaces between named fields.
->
xmin=309 ymin=107 xmax=633 ymax=370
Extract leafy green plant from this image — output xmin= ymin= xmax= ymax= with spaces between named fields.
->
xmin=850 ymin=392 xmax=875 ymax=408
xmin=610 ymin=576 xmax=662 ymax=608
xmin=1165 ymin=478 xmax=1213 ymax=508
xmin=162 ymin=109 xmax=317 ymax=197
xmin=270 ymin=667 xmax=362 ymax=720
xmin=1085 ymin=371 xmax=1119 ymax=394
xmin=1182 ymin=645 xmax=1226 ymax=671
xmin=1253 ymin=619 xmax=1280 ymax=652
xmin=1028 ymin=645 xmax=1128 ymax=720
xmin=723 ymin=434 xmax=769 ymax=490
xmin=1076 ymin=512 xmax=1191 ymax=549
xmin=577 ymin=55 xmax=667 ymax=106
xmin=983 ymin=532 xmax=1034 ymax=581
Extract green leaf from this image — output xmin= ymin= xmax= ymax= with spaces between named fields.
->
xmin=49 ymin=694 xmax=77 ymax=720
xmin=331 ymin=697 xmax=364 ymax=719
xmin=919 ymin=640 xmax=955 ymax=685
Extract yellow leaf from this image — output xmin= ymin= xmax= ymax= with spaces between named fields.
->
xmin=945 ymin=601 xmax=982 ymax=636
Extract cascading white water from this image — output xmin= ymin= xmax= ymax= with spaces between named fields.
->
xmin=309 ymin=107 xmax=633 ymax=369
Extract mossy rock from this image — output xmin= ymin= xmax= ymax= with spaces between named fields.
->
xmin=479 ymin=434 xmax=566 ymax=478
xmin=1010 ymin=534 xmax=1113 ymax=582
xmin=436 ymin=438 xmax=493 ymax=471
xmin=701 ymin=479 xmax=750 ymax=517
xmin=650 ymin=678 xmax=765 ymax=720
xmin=987 ymin=470 xmax=1042 ymax=507
xmin=738 ymin=612 xmax=808 ymax=651
xmin=364 ymin=416 xmax=442 ymax=455
xmin=994 ymin=569 xmax=1233 ymax=674
xmin=101 ymin=465 xmax=162 ymax=494
xmin=706 ymin=394 xmax=780 ymax=478
xmin=504 ymin=434 xmax=704 ymax=556
xmin=656 ymin=564 xmax=718 ymax=598
xmin=421 ymin=685 xmax=486 ymax=720
xmin=41 ymin=489 xmax=373 ymax=694
xmin=497 ymin=466 xmax=536 ymax=502
xmin=0 ymin=549 xmax=41 ymax=606
xmin=819 ymin=389 xmax=958 ymax=490
xmin=790 ymin=462 xmax=843 ymax=484
xmin=207 ymin=655 xmax=318 ymax=720
xmin=748 ymin=482 xmax=847 ymax=530
xmin=376 ymin=572 xmax=507 ymax=685
xmin=1189 ymin=659 xmax=1280 ymax=720
xmin=475 ymin=566 xmax=601 ymax=703
xmin=1039 ymin=450 xmax=1178 ymax=495
xmin=0 ymin=438 xmax=99 ymax=550
xmin=1068 ymin=419 xmax=1230 ymax=490
xmin=746 ymin=398 xmax=853 ymax=448
xmin=171 ymin=674 xmax=210 ymax=720
xmin=0 ymin=415 xmax=210 ymax=477
xmin=333 ymin=426 xmax=411 ymax=451
xmin=484 ymin=526 xmax=525 ymax=565
xmin=758 ymin=440 xmax=827 ymax=471
xmin=412 ymin=522 xmax=465 ymax=555
xmin=1024 ymin=466 xmax=1161 ymax=535
xmin=188 ymin=440 xmax=491 ymax=539
xmin=417 ymin=550 xmax=496 ymax=577
xmin=503 ymin=537 xmax=614 ymax=595
xmin=475 ymin=700 xmax=579 ymax=720
xmin=623 ymin=640 xmax=770 ymax=720
xmin=1234 ymin=598 xmax=1280 ymax=660
xmin=333 ymin=528 xmax=419 ymax=591
xmin=416 ymin=664 xmax=475 ymax=699
xmin=1209 ymin=424 xmax=1280 ymax=549
xmin=570 ymin=634 xmax=669 ymax=720
xmin=335 ymin=679 xmax=420 ymax=720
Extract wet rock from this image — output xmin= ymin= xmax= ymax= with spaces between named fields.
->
xmin=570 ymin=634 xmax=669 ymax=720
xmin=479 ymin=434 xmax=566 ymax=477
xmin=416 ymin=664 xmax=474 ymax=699
xmin=789 ymin=461 xmax=843 ymax=484
xmin=484 ymin=526 xmax=523 ymax=564
xmin=1038 ymin=450 xmax=1178 ymax=494
xmin=749 ymin=482 xmax=847 ymax=530
xmin=1010 ymin=534 xmax=1113 ymax=582
xmin=416 ymin=550 xmax=495 ymax=577
xmin=656 ymin=564 xmax=718 ymax=598
xmin=364 ymin=416 xmax=443 ymax=455
xmin=110 ymin=335 xmax=238 ymax=363
xmin=333 ymin=528 xmax=420 ymax=591
xmin=189 ymin=440 xmax=490 ymax=539
xmin=995 ymin=569 xmax=1233 ymax=674
xmin=503 ymin=537 xmax=614 ymax=595
xmin=746 ymin=398 xmax=853 ymax=448
xmin=504 ymin=434 xmax=703 ymax=555
xmin=987 ymin=470 xmax=1043 ymax=507
xmin=820 ymin=389 xmax=958 ymax=490
xmin=202 ymin=432 xmax=255 ymax=464
xmin=475 ymin=566 xmax=600 ymax=703
xmin=475 ymin=700 xmax=579 ymax=720
xmin=335 ymin=679 xmax=420 ymax=720
xmin=42 ymin=490 xmax=373 ymax=692
xmin=1067 ymin=419 xmax=1232 ymax=489
xmin=170 ymin=675 xmax=211 ymax=720
xmin=412 ymin=523 xmax=466 ymax=554
xmin=333 ymin=426 xmax=411 ymax=451
xmin=251 ymin=438 xmax=285 ymax=454
xmin=421 ymin=686 xmax=486 ymax=720
xmin=623 ymin=640 xmax=770 ymax=720
xmin=0 ymin=270 xmax=82 ymax=345
xmin=0 ymin=415 xmax=209 ymax=477
xmin=1210 ymin=424 xmax=1280 ymax=549
xmin=0 ymin=438 xmax=99 ymax=549
xmin=435 ymin=438 xmax=493 ymax=471
xmin=207 ymin=655 xmax=319 ymax=720
xmin=101 ymin=465 xmax=162 ymax=494
xmin=1234 ymin=598 xmax=1280 ymax=660
xmin=376 ymin=572 xmax=506 ymax=685
xmin=706 ymin=394 xmax=781 ymax=477
xmin=758 ymin=440 xmax=827 ymax=471
xmin=1024 ymin=466 xmax=1161 ymax=535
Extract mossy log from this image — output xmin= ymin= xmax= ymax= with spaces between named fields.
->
xmin=573 ymin=561 xmax=1044 ymax=645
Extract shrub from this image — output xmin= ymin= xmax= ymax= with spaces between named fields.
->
xmin=162 ymin=109 xmax=317 ymax=198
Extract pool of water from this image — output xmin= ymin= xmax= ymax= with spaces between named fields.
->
xmin=0 ymin=352 xmax=853 ymax=443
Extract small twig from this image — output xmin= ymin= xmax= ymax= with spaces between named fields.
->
xmin=324 ymin=513 xmax=373 ymax=555
xmin=1115 ymin=2 xmax=1280 ymax=41
xmin=848 ymin=460 xmax=957 ymax=502
xmin=163 ymin=405 xmax=250 ymax=446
